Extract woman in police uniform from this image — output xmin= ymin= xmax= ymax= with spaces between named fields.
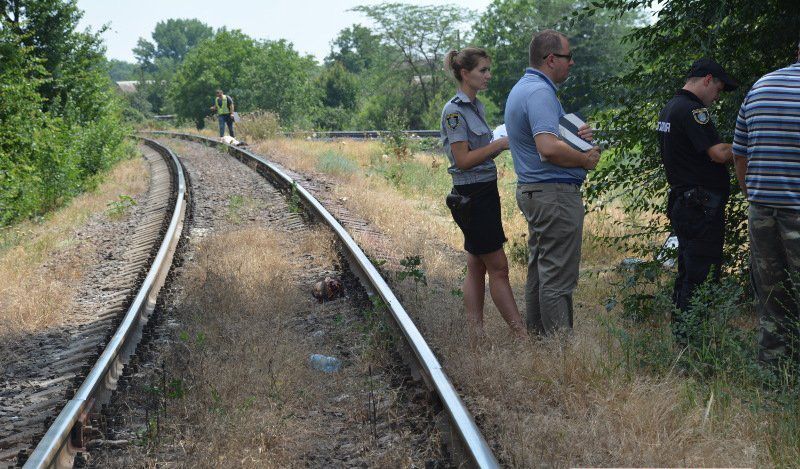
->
xmin=441 ymin=48 xmax=526 ymax=340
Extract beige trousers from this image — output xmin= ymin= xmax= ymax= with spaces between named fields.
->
xmin=516 ymin=183 xmax=584 ymax=334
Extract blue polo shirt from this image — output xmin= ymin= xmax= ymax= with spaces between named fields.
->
xmin=504 ymin=68 xmax=587 ymax=185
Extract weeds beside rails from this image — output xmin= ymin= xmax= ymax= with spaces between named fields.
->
xmin=604 ymin=257 xmax=800 ymax=462
xmin=204 ymin=110 xmax=282 ymax=141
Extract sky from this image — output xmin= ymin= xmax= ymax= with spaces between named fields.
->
xmin=76 ymin=0 xmax=493 ymax=64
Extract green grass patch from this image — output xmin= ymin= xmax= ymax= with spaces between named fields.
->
xmin=316 ymin=150 xmax=360 ymax=176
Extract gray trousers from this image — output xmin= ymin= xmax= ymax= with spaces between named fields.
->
xmin=749 ymin=203 xmax=800 ymax=366
xmin=516 ymin=183 xmax=584 ymax=334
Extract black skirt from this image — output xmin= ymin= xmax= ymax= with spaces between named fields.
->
xmin=449 ymin=180 xmax=507 ymax=255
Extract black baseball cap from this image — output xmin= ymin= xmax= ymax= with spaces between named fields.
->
xmin=687 ymin=57 xmax=738 ymax=91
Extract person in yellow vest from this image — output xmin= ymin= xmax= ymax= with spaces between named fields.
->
xmin=210 ymin=89 xmax=235 ymax=138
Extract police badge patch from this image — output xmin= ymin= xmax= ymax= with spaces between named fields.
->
xmin=446 ymin=113 xmax=460 ymax=130
xmin=692 ymin=108 xmax=710 ymax=125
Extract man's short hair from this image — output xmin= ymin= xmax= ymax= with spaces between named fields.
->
xmin=686 ymin=76 xmax=723 ymax=86
xmin=216 ymin=89 xmax=223 ymax=94
xmin=529 ymin=29 xmax=567 ymax=67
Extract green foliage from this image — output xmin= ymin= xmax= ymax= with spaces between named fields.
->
xmin=171 ymin=33 xmax=317 ymax=129
xmin=170 ymin=29 xmax=258 ymax=128
xmin=107 ymin=59 xmax=138 ymax=81
xmin=506 ymin=236 xmax=529 ymax=266
xmin=585 ymin=0 xmax=800 ymax=271
xmin=287 ymin=181 xmax=302 ymax=214
xmin=320 ymin=63 xmax=358 ymax=109
xmin=238 ymin=40 xmax=319 ymax=128
xmin=131 ymin=19 xmax=213 ymax=114
xmin=107 ymin=194 xmax=138 ymax=219
xmin=369 ymin=144 xmax=451 ymax=199
xmin=474 ymin=0 xmax=643 ymax=118
xmin=325 ymin=24 xmax=384 ymax=74
xmin=134 ymin=18 xmax=213 ymax=67
xmin=351 ymin=2 xmax=471 ymax=128
xmin=0 ymin=1 xmax=129 ymax=227
xmin=167 ymin=378 xmax=185 ymax=399
xmin=382 ymin=113 xmax=411 ymax=159
xmin=314 ymin=62 xmax=358 ymax=130
xmin=316 ymin=150 xmax=359 ymax=176
xmin=397 ymin=255 xmax=427 ymax=286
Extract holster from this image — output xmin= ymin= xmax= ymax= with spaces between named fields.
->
xmin=446 ymin=190 xmax=472 ymax=227
xmin=682 ymin=187 xmax=726 ymax=216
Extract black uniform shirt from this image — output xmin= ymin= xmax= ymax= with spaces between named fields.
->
xmin=657 ymin=89 xmax=728 ymax=191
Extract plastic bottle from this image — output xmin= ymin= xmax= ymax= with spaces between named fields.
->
xmin=308 ymin=354 xmax=342 ymax=373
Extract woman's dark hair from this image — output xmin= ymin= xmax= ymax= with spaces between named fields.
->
xmin=444 ymin=47 xmax=490 ymax=82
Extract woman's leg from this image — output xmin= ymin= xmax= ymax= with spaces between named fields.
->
xmin=464 ymin=252 xmax=487 ymax=336
xmin=480 ymin=248 xmax=527 ymax=338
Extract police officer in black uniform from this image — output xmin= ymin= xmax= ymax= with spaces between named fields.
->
xmin=657 ymin=58 xmax=738 ymax=343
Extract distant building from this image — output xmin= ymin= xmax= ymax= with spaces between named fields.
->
xmin=115 ymin=80 xmax=157 ymax=94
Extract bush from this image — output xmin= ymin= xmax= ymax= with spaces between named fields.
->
xmin=381 ymin=112 xmax=411 ymax=160
xmin=604 ymin=261 xmax=766 ymax=385
xmin=235 ymin=111 xmax=281 ymax=141
xmin=0 ymin=11 xmax=129 ymax=227
xmin=316 ymin=150 xmax=359 ymax=176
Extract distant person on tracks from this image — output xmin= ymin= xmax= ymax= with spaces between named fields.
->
xmin=211 ymin=89 xmax=236 ymax=138
xmin=440 ymin=47 xmax=527 ymax=341
xmin=657 ymin=58 xmax=738 ymax=346
xmin=504 ymin=29 xmax=599 ymax=336
xmin=733 ymin=43 xmax=800 ymax=372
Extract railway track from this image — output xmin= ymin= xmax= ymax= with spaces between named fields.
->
xmin=0 ymin=139 xmax=185 ymax=468
xmin=8 ymin=133 xmax=498 ymax=468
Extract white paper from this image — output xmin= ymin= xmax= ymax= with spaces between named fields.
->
xmin=492 ymin=124 xmax=507 ymax=141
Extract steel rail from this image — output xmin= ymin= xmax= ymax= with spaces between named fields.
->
xmin=146 ymin=131 xmax=500 ymax=469
xmin=23 ymin=138 xmax=187 ymax=469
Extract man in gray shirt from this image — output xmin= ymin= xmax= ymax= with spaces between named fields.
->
xmin=504 ymin=29 xmax=600 ymax=335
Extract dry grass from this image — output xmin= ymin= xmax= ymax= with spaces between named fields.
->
xmin=249 ymin=137 xmax=772 ymax=467
xmin=0 ymin=156 xmax=147 ymax=341
xmin=147 ymin=227 xmax=438 ymax=467
xmin=162 ymin=228 xmax=315 ymax=467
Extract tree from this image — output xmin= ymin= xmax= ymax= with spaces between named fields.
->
xmin=169 ymin=29 xmax=258 ymax=127
xmin=320 ymin=62 xmax=358 ymax=109
xmin=315 ymin=62 xmax=359 ymax=130
xmin=132 ymin=18 xmax=213 ymax=114
xmin=133 ymin=18 xmax=213 ymax=70
xmin=584 ymin=0 xmax=800 ymax=269
xmin=2 ymin=0 xmax=109 ymax=115
xmin=237 ymin=40 xmax=318 ymax=128
xmin=351 ymin=2 xmax=472 ymax=127
xmin=1 ymin=0 xmax=128 ymax=226
xmin=474 ymin=0 xmax=643 ymax=117
xmin=106 ymin=59 xmax=137 ymax=81
xmin=325 ymin=24 xmax=384 ymax=74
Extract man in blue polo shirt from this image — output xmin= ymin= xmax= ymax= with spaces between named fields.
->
xmin=733 ymin=43 xmax=800 ymax=370
xmin=505 ymin=29 xmax=600 ymax=335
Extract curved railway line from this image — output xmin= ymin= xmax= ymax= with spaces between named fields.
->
xmin=5 ymin=133 xmax=498 ymax=468
xmin=1 ymin=139 xmax=185 ymax=468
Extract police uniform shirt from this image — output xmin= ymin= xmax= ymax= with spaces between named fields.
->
xmin=440 ymin=89 xmax=497 ymax=185
xmin=657 ymin=89 xmax=727 ymax=191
